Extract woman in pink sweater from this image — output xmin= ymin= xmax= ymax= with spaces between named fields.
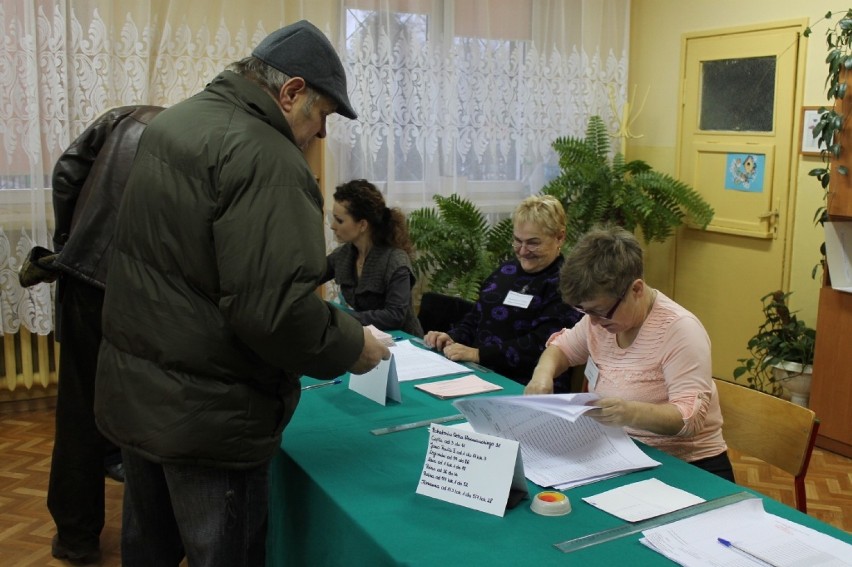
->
xmin=525 ymin=225 xmax=733 ymax=480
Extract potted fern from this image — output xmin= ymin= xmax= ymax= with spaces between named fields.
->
xmin=540 ymin=115 xmax=714 ymax=246
xmin=407 ymin=194 xmax=514 ymax=302
xmin=733 ymin=291 xmax=816 ymax=406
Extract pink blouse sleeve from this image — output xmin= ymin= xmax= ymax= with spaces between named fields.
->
xmin=660 ymin=315 xmax=713 ymax=437
xmin=547 ymin=316 xmax=591 ymax=367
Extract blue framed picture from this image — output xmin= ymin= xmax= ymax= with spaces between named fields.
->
xmin=725 ymin=153 xmax=765 ymax=193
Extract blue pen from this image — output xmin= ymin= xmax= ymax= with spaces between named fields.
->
xmin=301 ymin=378 xmax=342 ymax=391
xmin=717 ymin=538 xmax=780 ymax=567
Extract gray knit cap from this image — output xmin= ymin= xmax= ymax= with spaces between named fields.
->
xmin=252 ymin=20 xmax=356 ymax=119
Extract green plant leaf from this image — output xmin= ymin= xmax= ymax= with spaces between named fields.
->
xmin=408 ymin=194 xmax=512 ymax=302
xmin=542 ymin=115 xmax=714 ymax=246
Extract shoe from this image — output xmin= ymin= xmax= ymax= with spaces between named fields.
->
xmin=51 ymin=534 xmax=101 ymax=565
xmin=104 ymin=462 xmax=125 ymax=482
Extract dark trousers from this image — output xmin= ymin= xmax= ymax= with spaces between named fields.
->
xmin=47 ymin=278 xmax=119 ymax=551
xmin=121 ymin=450 xmax=270 ymax=567
xmin=691 ymin=450 xmax=736 ymax=482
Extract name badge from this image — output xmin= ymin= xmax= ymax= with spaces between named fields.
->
xmin=584 ymin=359 xmax=599 ymax=391
xmin=504 ymin=290 xmax=533 ymax=309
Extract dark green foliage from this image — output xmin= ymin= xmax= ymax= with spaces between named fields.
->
xmin=540 ymin=115 xmax=714 ymax=246
xmin=733 ymin=291 xmax=816 ymax=397
xmin=804 ymin=10 xmax=852 ymax=277
xmin=408 ymin=194 xmax=514 ymax=301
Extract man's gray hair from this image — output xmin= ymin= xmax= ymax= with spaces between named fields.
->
xmin=229 ymin=56 xmax=292 ymax=98
xmin=229 ymin=56 xmax=321 ymax=111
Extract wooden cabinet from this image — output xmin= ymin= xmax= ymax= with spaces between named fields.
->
xmin=814 ymin=88 xmax=852 ymax=456
xmin=828 ymin=83 xmax=852 ymax=218
xmin=827 ymin=169 xmax=852 ymax=218
xmin=810 ymin=283 xmax=852 ymax=457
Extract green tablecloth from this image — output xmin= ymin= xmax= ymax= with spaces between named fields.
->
xmin=267 ymin=353 xmax=851 ymax=566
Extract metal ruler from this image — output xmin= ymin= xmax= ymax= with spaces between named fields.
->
xmin=370 ymin=414 xmax=466 ymax=436
xmin=554 ymin=491 xmax=756 ymax=553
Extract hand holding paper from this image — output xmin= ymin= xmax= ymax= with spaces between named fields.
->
xmin=350 ymin=326 xmax=391 ymax=374
xmin=366 ymin=324 xmax=395 ymax=347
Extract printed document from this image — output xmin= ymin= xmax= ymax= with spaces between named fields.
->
xmin=452 ymin=394 xmax=660 ymax=488
xmin=390 ymin=339 xmax=471 ymax=381
xmin=641 ymin=497 xmax=852 ymax=567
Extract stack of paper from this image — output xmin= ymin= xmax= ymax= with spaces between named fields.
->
xmin=452 ymin=394 xmax=660 ymax=489
xmin=414 ymin=375 xmax=503 ymax=399
xmin=641 ymin=498 xmax=852 ymax=567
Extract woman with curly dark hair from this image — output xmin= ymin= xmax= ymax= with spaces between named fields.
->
xmin=323 ymin=179 xmax=423 ymax=336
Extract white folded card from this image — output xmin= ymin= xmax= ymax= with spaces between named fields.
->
xmin=416 ymin=423 xmax=528 ymax=517
xmin=348 ymin=354 xmax=402 ymax=406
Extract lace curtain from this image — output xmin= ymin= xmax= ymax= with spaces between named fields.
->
xmin=0 ymin=0 xmax=304 ymax=335
xmin=332 ymin=0 xmax=630 ymax=214
xmin=0 ymin=0 xmax=628 ymax=335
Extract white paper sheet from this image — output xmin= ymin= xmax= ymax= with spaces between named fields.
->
xmin=390 ymin=339 xmax=471 ymax=381
xmin=416 ymin=424 xmax=527 ymax=517
xmin=641 ymin=498 xmax=852 ymax=567
xmin=824 ymin=221 xmax=852 ymax=293
xmin=582 ymin=478 xmax=704 ymax=522
xmin=452 ymin=394 xmax=660 ymax=488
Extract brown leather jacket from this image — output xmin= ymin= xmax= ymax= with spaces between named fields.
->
xmin=52 ymin=105 xmax=164 ymax=288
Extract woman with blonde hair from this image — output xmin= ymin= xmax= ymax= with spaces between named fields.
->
xmin=423 ymin=195 xmax=582 ymax=390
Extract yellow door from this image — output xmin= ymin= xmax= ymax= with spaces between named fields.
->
xmin=674 ymin=22 xmax=805 ymax=380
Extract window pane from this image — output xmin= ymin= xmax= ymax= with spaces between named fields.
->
xmin=700 ymin=56 xmax=775 ymax=132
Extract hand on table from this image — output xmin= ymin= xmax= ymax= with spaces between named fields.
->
xmin=423 ymin=331 xmax=454 ymax=350
xmin=442 ymin=342 xmax=479 ymax=363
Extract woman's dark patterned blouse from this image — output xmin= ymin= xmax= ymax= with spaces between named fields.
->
xmin=448 ymin=256 xmax=583 ymax=387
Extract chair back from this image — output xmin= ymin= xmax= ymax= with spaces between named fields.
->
xmin=714 ymin=378 xmax=819 ymax=512
xmin=418 ymin=292 xmax=475 ymax=334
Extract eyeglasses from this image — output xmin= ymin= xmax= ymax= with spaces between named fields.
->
xmin=571 ymin=284 xmax=630 ymax=320
xmin=512 ymin=237 xmax=544 ymax=253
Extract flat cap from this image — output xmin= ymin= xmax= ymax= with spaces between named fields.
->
xmin=253 ymin=20 xmax=357 ymax=119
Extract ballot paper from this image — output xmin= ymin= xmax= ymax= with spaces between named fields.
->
xmin=582 ymin=478 xmax=705 ymax=522
xmin=452 ymin=394 xmax=660 ymax=488
xmin=641 ymin=498 xmax=852 ymax=567
xmin=414 ymin=375 xmax=503 ymax=399
xmin=390 ymin=339 xmax=471 ymax=381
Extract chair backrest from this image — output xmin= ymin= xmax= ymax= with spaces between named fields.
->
xmin=417 ymin=292 xmax=476 ymax=334
xmin=714 ymin=378 xmax=819 ymax=512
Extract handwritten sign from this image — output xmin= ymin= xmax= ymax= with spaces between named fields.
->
xmin=348 ymin=355 xmax=402 ymax=405
xmin=416 ymin=424 xmax=527 ymax=517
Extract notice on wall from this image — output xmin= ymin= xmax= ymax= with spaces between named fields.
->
xmin=415 ymin=423 xmax=527 ymax=517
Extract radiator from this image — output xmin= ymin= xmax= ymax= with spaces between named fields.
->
xmin=1 ymin=328 xmax=59 ymax=396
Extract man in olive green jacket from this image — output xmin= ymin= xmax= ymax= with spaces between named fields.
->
xmin=94 ymin=21 xmax=388 ymax=566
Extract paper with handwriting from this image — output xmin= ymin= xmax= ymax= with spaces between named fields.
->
xmin=416 ymin=423 xmax=527 ymax=517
